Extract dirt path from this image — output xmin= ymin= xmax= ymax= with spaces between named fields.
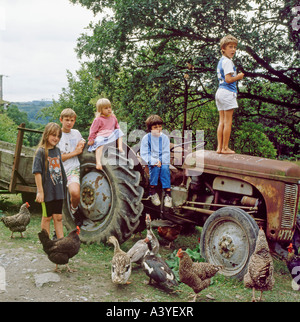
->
xmin=0 ymin=229 xmax=184 ymax=303
xmin=0 ymin=243 xmax=114 ymax=302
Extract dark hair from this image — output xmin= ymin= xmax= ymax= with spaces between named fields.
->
xmin=145 ymin=115 xmax=163 ymax=132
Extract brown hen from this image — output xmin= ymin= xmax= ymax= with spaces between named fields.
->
xmin=243 ymin=227 xmax=275 ymax=301
xmin=152 ymin=220 xmax=182 ymax=248
xmin=177 ymin=248 xmax=222 ymax=301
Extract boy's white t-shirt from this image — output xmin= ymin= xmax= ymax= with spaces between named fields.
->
xmin=57 ymin=129 xmax=84 ymax=173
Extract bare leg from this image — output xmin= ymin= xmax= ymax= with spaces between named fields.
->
xmin=41 ymin=216 xmax=52 ymax=236
xmin=68 ymin=182 xmax=81 ymax=210
xmin=117 ymin=137 xmax=124 ymax=153
xmin=53 ymin=214 xmax=64 ymax=239
xmin=95 ymin=145 xmax=104 ymax=170
xmin=221 ymin=109 xmax=235 ymax=154
xmin=217 ymin=111 xmax=224 ymax=153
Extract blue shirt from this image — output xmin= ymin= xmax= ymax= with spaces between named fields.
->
xmin=217 ymin=56 xmax=237 ymax=93
xmin=140 ymin=132 xmax=170 ymax=165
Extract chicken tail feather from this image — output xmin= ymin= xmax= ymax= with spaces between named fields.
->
xmin=38 ymin=229 xmax=53 ymax=254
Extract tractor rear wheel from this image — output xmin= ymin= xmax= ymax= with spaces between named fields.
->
xmin=63 ymin=146 xmax=144 ymax=244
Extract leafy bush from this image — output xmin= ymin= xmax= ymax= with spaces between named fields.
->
xmin=234 ymin=122 xmax=277 ymax=159
xmin=166 ymin=243 xmax=205 ymax=282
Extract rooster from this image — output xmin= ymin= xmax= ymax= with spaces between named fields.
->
xmin=243 ymin=227 xmax=275 ymax=301
xmin=38 ymin=226 xmax=81 ymax=272
xmin=152 ymin=219 xmax=182 ymax=248
xmin=1 ymin=202 xmax=30 ymax=238
xmin=177 ymin=248 xmax=222 ymax=301
xmin=287 ymin=243 xmax=300 ymax=291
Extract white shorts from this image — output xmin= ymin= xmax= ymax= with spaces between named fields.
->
xmin=215 ymin=88 xmax=238 ymax=111
xmin=66 ymin=167 xmax=80 ymax=186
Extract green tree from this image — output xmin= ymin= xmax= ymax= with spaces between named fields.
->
xmin=67 ymin=0 xmax=299 ymax=157
xmin=6 ymin=104 xmax=29 ymax=126
xmin=0 ymin=114 xmax=17 ymax=143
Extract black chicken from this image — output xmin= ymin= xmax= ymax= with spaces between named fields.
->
xmin=38 ymin=226 xmax=81 ymax=272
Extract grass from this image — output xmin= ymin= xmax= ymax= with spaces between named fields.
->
xmin=1 ymin=194 xmax=300 ymax=302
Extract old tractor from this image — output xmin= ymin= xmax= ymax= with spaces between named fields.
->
xmin=1 ymin=124 xmax=299 ymax=279
xmin=62 ymin=139 xmax=300 ymax=279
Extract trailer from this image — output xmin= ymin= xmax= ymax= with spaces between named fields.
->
xmin=0 ymin=123 xmax=42 ymax=203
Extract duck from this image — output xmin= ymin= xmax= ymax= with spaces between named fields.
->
xmin=145 ymin=213 xmax=160 ymax=254
xmin=127 ymin=214 xmax=159 ymax=264
xmin=142 ymin=237 xmax=178 ymax=290
xmin=127 ymin=237 xmax=149 ymax=264
xmin=108 ymin=236 xmax=132 ymax=285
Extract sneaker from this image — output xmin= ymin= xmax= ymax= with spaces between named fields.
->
xmin=164 ymin=195 xmax=172 ymax=208
xmin=150 ymin=193 xmax=161 ymax=206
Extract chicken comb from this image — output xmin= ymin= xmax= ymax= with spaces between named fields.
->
xmin=25 ymin=202 xmax=30 ymax=207
xmin=287 ymin=243 xmax=293 ymax=253
xmin=176 ymin=248 xmax=183 ymax=257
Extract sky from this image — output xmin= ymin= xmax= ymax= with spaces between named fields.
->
xmin=0 ymin=0 xmax=100 ymax=102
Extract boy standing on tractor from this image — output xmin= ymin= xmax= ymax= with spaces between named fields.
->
xmin=215 ymin=35 xmax=244 ymax=154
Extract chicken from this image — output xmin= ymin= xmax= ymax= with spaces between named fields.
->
xmin=108 ymin=235 xmax=132 ymax=284
xmin=152 ymin=219 xmax=182 ymax=248
xmin=1 ymin=202 xmax=30 ymax=238
xmin=38 ymin=226 xmax=81 ymax=273
xmin=177 ymin=248 xmax=222 ymax=301
xmin=287 ymin=243 xmax=300 ymax=291
xmin=142 ymin=237 xmax=178 ymax=290
xmin=127 ymin=214 xmax=159 ymax=264
xmin=243 ymin=227 xmax=275 ymax=301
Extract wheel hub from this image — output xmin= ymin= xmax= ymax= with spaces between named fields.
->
xmin=80 ymin=170 xmax=112 ymax=221
xmin=218 ymin=235 xmax=235 ymax=258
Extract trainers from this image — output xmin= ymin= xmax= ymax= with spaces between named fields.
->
xmin=150 ymin=193 xmax=161 ymax=206
xmin=164 ymin=195 xmax=172 ymax=208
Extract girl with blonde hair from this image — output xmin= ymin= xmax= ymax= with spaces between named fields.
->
xmin=88 ymin=98 xmax=124 ymax=170
xmin=32 ymin=122 xmax=66 ymax=238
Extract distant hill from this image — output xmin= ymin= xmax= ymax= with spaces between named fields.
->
xmin=11 ymin=100 xmax=52 ymax=124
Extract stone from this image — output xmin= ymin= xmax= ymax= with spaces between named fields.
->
xmin=34 ymin=272 xmax=60 ymax=288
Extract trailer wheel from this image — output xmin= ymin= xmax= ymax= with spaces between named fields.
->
xmin=63 ymin=146 xmax=144 ymax=244
xmin=200 ymin=207 xmax=259 ymax=280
